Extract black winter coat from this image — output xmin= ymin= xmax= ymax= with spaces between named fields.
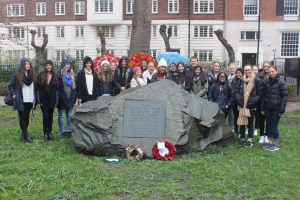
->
xmin=261 ymin=75 xmax=288 ymax=114
xmin=235 ymin=76 xmax=263 ymax=109
xmin=99 ymin=74 xmax=114 ymax=96
xmin=113 ymin=67 xmax=133 ymax=94
xmin=207 ymin=70 xmax=226 ymax=90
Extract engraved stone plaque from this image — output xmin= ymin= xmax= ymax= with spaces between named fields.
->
xmin=122 ymin=100 xmax=166 ymax=138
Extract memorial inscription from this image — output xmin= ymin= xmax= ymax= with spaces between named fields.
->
xmin=122 ymin=100 xmax=166 ymax=138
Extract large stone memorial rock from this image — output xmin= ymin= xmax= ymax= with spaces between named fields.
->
xmin=71 ymin=80 xmax=233 ymax=157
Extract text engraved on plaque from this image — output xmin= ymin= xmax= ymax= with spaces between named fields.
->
xmin=122 ymin=100 xmax=166 ymax=138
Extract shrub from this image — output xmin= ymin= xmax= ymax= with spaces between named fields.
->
xmin=288 ymin=85 xmax=297 ymax=96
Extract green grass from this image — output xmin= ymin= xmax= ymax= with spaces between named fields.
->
xmin=0 ymin=105 xmax=300 ymax=199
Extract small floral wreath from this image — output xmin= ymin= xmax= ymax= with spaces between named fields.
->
xmin=152 ymin=140 xmax=176 ymax=160
xmin=125 ymin=145 xmax=144 ymax=162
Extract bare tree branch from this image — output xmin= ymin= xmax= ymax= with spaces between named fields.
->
xmin=159 ymin=25 xmax=172 ymax=52
xmin=214 ymin=29 xmax=235 ymax=63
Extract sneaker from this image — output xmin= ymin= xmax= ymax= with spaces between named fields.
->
xmin=264 ymin=136 xmax=268 ymax=143
xmin=259 ymin=136 xmax=264 ymax=144
xmin=268 ymin=144 xmax=279 ymax=151
xmin=245 ymin=129 xmax=248 ymax=135
xmin=245 ymin=140 xmax=253 ymax=147
xmin=239 ymin=140 xmax=245 ymax=146
xmin=263 ymin=143 xmax=272 ymax=150
xmin=254 ymin=129 xmax=258 ymax=136
xmin=232 ymin=129 xmax=235 ymax=133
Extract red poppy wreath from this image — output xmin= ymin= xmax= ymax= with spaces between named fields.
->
xmin=152 ymin=140 xmax=176 ymax=160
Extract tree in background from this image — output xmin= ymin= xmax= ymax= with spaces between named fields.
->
xmin=30 ymin=30 xmax=48 ymax=72
xmin=159 ymin=25 xmax=172 ymax=52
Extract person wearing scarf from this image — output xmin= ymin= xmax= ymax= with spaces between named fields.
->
xmin=8 ymin=57 xmax=37 ymax=143
xmin=208 ymin=72 xmax=234 ymax=119
xmin=142 ymin=61 xmax=157 ymax=84
xmin=57 ymin=59 xmax=77 ymax=138
xmin=261 ymin=66 xmax=288 ymax=151
xmin=151 ymin=58 xmax=169 ymax=82
xmin=235 ymin=64 xmax=263 ymax=147
xmin=190 ymin=65 xmax=208 ymax=99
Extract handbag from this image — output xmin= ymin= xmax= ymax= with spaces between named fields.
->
xmin=4 ymin=94 xmax=13 ymax=106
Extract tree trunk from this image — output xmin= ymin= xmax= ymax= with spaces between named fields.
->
xmin=99 ymin=30 xmax=106 ymax=55
xmin=214 ymin=29 xmax=235 ymax=63
xmin=30 ymin=30 xmax=48 ymax=72
xmin=159 ymin=25 xmax=172 ymax=52
xmin=129 ymin=0 xmax=152 ymax=56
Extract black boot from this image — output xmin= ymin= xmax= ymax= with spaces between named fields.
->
xmin=44 ymin=132 xmax=49 ymax=140
xmin=66 ymin=132 xmax=71 ymax=138
xmin=48 ymin=132 xmax=54 ymax=140
xmin=61 ymin=132 xmax=68 ymax=138
xmin=20 ymin=133 xmax=26 ymax=142
xmin=25 ymin=132 xmax=32 ymax=143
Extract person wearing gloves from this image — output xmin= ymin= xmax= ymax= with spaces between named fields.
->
xmin=57 ymin=59 xmax=77 ymax=138
xmin=142 ymin=61 xmax=156 ymax=84
xmin=76 ymin=56 xmax=99 ymax=104
xmin=98 ymin=60 xmax=114 ymax=96
xmin=130 ymin=66 xmax=146 ymax=87
xmin=8 ymin=57 xmax=37 ymax=143
xmin=114 ymin=56 xmax=133 ymax=95
xmin=36 ymin=60 xmax=59 ymax=140
xmin=151 ymin=58 xmax=169 ymax=82
xmin=261 ymin=65 xmax=288 ymax=151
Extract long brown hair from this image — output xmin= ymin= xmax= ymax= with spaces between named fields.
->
xmin=133 ymin=72 xmax=141 ymax=87
xmin=98 ymin=64 xmax=113 ymax=83
xmin=192 ymin=65 xmax=207 ymax=85
xmin=16 ymin=62 xmax=37 ymax=88
xmin=61 ymin=64 xmax=76 ymax=89
xmin=40 ymin=66 xmax=59 ymax=87
xmin=262 ymin=61 xmax=271 ymax=84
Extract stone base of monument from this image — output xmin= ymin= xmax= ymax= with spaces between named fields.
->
xmin=70 ymin=80 xmax=234 ymax=158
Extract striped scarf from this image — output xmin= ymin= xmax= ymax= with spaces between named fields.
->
xmin=237 ymin=73 xmax=255 ymax=125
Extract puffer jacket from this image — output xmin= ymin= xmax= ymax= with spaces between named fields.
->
xmin=261 ymin=75 xmax=288 ymax=114
xmin=235 ymin=76 xmax=263 ymax=109
xmin=207 ymin=69 xmax=226 ymax=90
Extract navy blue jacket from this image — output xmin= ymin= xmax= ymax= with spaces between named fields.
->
xmin=113 ymin=56 xmax=133 ymax=95
xmin=8 ymin=58 xmax=36 ymax=111
xmin=57 ymin=59 xmax=77 ymax=108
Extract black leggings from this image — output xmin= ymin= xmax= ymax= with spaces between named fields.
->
xmin=240 ymin=110 xmax=255 ymax=139
xmin=42 ymin=108 xmax=54 ymax=133
xmin=256 ymin=103 xmax=267 ymax=136
xmin=18 ymin=103 xmax=33 ymax=134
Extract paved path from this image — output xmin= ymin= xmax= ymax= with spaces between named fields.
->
xmin=0 ymin=96 xmax=299 ymax=112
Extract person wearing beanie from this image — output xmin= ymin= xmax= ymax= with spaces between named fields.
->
xmin=190 ymin=65 xmax=208 ymax=99
xmin=114 ymin=56 xmax=133 ymax=95
xmin=130 ymin=66 xmax=146 ymax=87
xmin=57 ymin=59 xmax=77 ymax=138
xmin=151 ymin=58 xmax=169 ymax=82
xmin=98 ymin=60 xmax=114 ymax=96
xmin=76 ymin=56 xmax=99 ymax=104
xmin=36 ymin=59 xmax=59 ymax=140
xmin=142 ymin=61 xmax=157 ymax=84
xmin=8 ymin=58 xmax=37 ymax=143
xmin=208 ymin=72 xmax=234 ymax=119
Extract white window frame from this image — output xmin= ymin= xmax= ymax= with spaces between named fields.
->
xmin=37 ymin=27 xmax=46 ymax=38
xmin=126 ymin=0 xmax=134 ymax=14
xmin=168 ymin=25 xmax=178 ymax=37
xmin=241 ymin=31 xmax=259 ymax=40
xmin=152 ymin=25 xmax=157 ymax=37
xmin=194 ymin=50 xmax=213 ymax=61
xmin=244 ymin=0 xmax=259 ymax=16
xmin=56 ymin=27 xmax=65 ymax=37
xmin=107 ymin=50 xmax=115 ymax=54
xmin=8 ymin=50 xmax=26 ymax=59
xmin=151 ymin=50 xmax=159 ymax=59
xmin=76 ymin=50 xmax=85 ymax=60
xmin=95 ymin=0 xmax=114 ymax=13
xmin=7 ymin=4 xmax=25 ymax=17
xmin=55 ymin=2 xmax=65 ymax=15
xmin=8 ymin=27 xmax=25 ymax=39
xmin=194 ymin=0 xmax=214 ymax=14
xmin=194 ymin=25 xmax=213 ymax=38
xmin=36 ymin=2 xmax=46 ymax=16
xmin=152 ymin=0 xmax=158 ymax=13
xmin=281 ymin=32 xmax=300 ymax=57
xmin=97 ymin=26 xmax=115 ymax=38
xmin=57 ymin=50 xmax=65 ymax=61
xmin=75 ymin=1 xmax=85 ymax=15
xmin=127 ymin=25 xmax=132 ymax=37
xmin=75 ymin=26 xmax=84 ymax=37
xmin=168 ymin=0 xmax=179 ymax=13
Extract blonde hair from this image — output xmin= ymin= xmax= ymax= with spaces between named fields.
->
xmin=61 ymin=64 xmax=76 ymax=89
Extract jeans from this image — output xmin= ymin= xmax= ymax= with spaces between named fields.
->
xmin=240 ymin=110 xmax=255 ymax=139
xmin=265 ymin=109 xmax=281 ymax=141
xmin=57 ymin=104 xmax=73 ymax=133
xmin=227 ymin=107 xmax=234 ymax=129
xmin=18 ymin=103 xmax=32 ymax=134
xmin=42 ymin=108 xmax=54 ymax=133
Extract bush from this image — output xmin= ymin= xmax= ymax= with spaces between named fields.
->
xmin=288 ymin=85 xmax=297 ymax=96
xmin=0 ymin=82 xmax=9 ymax=96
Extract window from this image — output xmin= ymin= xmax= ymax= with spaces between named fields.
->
xmin=126 ymin=0 xmax=134 ymax=14
xmin=244 ymin=0 xmax=258 ymax=16
xmin=152 ymin=25 xmax=157 ymax=37
xmin=168 ymin=0 xmax=179 ymax=13
xmin=37 ymin=27 xmax=46 ymax=38
xmin=127 ymin=26 xmax=132 ymax=37
xmin=168 ymin=25 xmax=178 ymax=37
xmin=76 ymin=50 xmax=85 ymax=60
xmin=8 ymin=27 xmax=25 ymax=39
xmin=57 ymin=50 xmax=65 ymax=61
xmin=75 ymin=1 xmax=85 ymax=15
xmin=107 ymin=50 xmax=114 ymax=54
xmin=7 ymin=4 xmax=24 ymax=16
xmin=97 ymin=26 xmax=114 ymax=37
xmin=8 ymin=50 xmax=25 ymax=59
xmin=36 ymin=2 xmax=46 ymax=16
xmin=194 ymin=25 xmax=213 ymax=37
xmin=284 ymin=0 xmax=299 ymax=15
xmin=152 ymin=0 xmax=158 ymax=13
xmin=194 ymin=50 xmax=213 ymax=61
xmin=95 ymin=0 xmax=113 ymax=12
xmin=55 ymin=2 xmax=65 ymax=15
xmin=56 ymin=27 xmax=65 ymax=37
xmin=241 ymin=31 xmax=259 ymax=40
xmin=151 ymin=50 xmax=157 ymax=59
xmin=281 ymin=33 xmax=299 ymax=57
xmin=194 ymin=0 xmax=214 ymax=13
xmin=76 ymin=26 xmax=84 ymax=37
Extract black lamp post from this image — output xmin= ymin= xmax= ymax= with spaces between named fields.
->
xmin=273 ymin=49 xmax=276 ymax=64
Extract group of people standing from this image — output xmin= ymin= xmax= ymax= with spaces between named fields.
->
xmin=8 ymin=55 xmax=288 ymax=151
